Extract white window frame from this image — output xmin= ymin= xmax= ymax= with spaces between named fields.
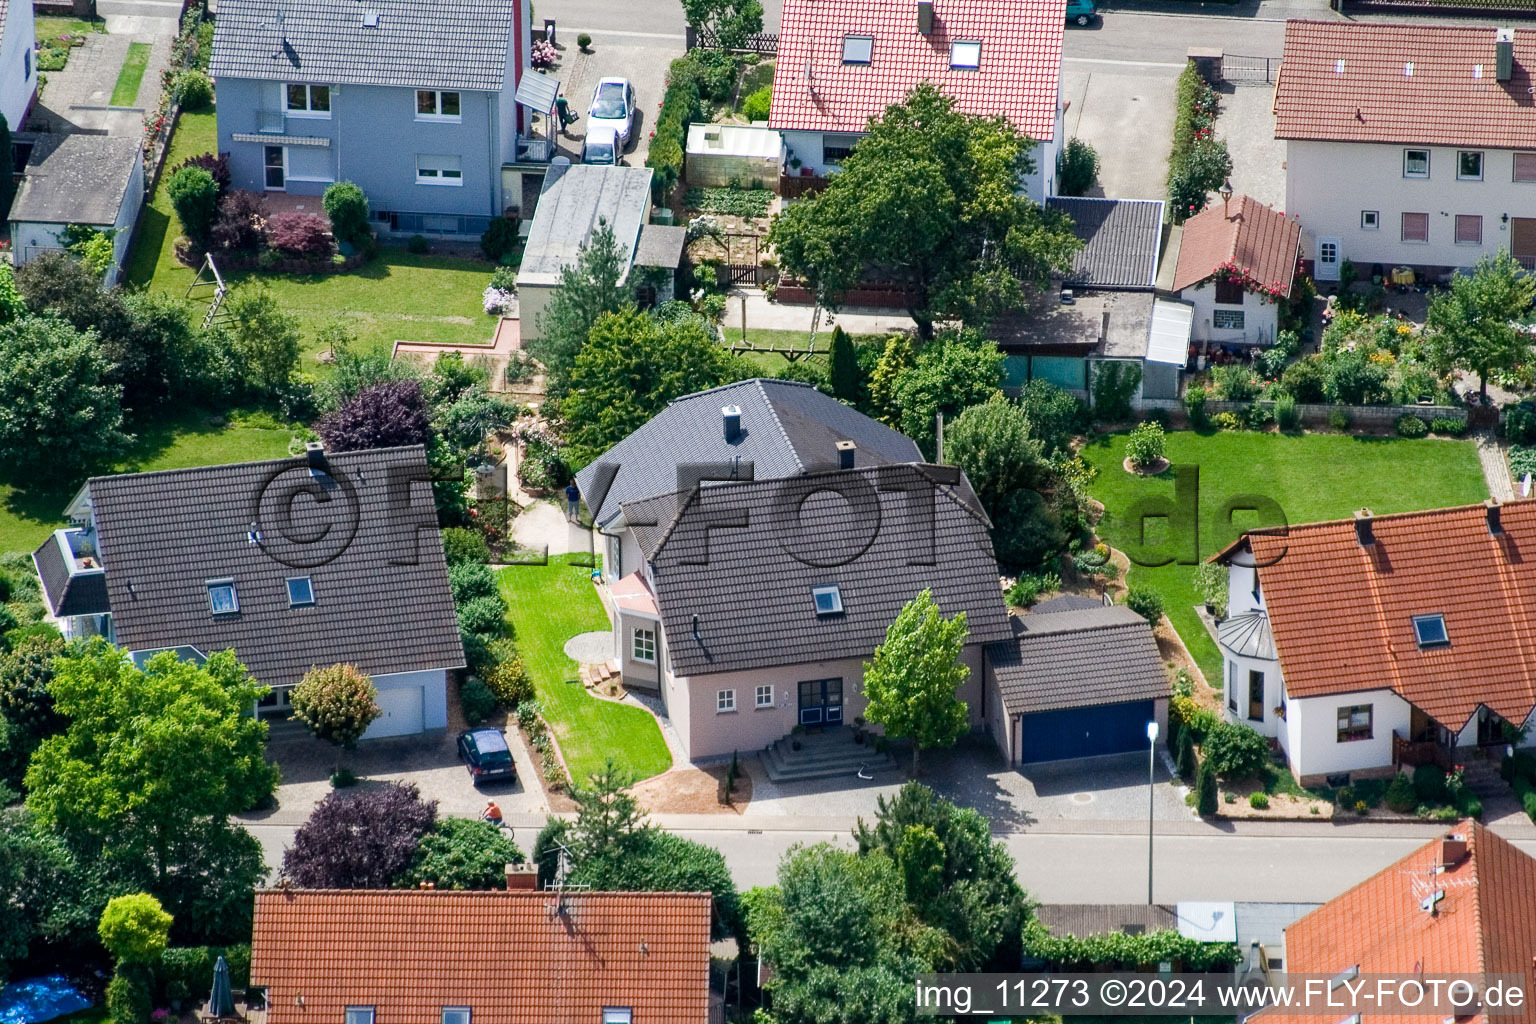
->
xmin=1403 ymin=149 xmax=1430 ymax=179
xmin=416 ymin=89 xmax=463 ymax=122
xmin=207 ymin=578 xmax=239 ymax=615
xmin=1457 ymin=150 xmax=1484 ymax=181
xmin=755 ymin=684 xmax=773 ymax=708
xmin=416 ymin=154 xmax=464 ymax=186
xmin=1360 ymin=211 xmax=1378 ymax=230
xmin=950 ymin=40 xmax=982 ymax=68
xmin=441 ymin=1009 xmax=470 ymax=1024
xmin=841 ymin=34 xmax=873 ymax=64
xmin=716 ymin=689 xmax=736 ymax=714
xmin=602 ymin=1011 xmax=633 ymax=1024
xmin=1454 ymin=214 xmax=1483 ymax=246
xmin=345 ymin=1008 xmax=375 ymax=1024
xmin=632 ymin=627 xmax=656 ymax=664
xmin=812 ymin=584 xmax=843 ymax=615
xmin=287 ymin=576 xmax=315 ymax=607
xmin=285 ymin=83 xmax=332 ymax=118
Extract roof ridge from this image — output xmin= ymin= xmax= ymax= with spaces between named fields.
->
xmin=256 ymin=887 xmax=715 ymax=898
xmin=87 ymin=444 xmax=428 ymax=485
xmin=755 ymin=378 xmax=806 ymax=473
xmin=1468 ymin=822 xmax=1490 ymax=979
xmin=665 ymin=377 xmax=814 ymax=408
xmin=1248 ymin=501 xmax=1522 ymax=538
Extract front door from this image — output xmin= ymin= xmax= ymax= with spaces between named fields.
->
xmin=1315 ymin=238 xmax=1341 ymax=282
xmin=264 ymin=145 xmax=286 ymax=191
xmin=1477 ymin=707 xmax=1505 ymax=746
xmin=1513 ymin=219 xmax=1536 ymax=270
xmin=798 ymin=678 xmax=843 ymax=727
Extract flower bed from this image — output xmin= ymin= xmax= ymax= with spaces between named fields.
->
xmin=1165 ymin=61 xmax=1232 ymax=224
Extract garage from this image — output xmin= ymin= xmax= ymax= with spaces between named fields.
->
xmin=1018 ymin=699 xmax=1155 ymax=763
xmin=988 ymin=599 xmax=1171 ymax=768
xmin=367 ymin=685 xmax=425 ymax=739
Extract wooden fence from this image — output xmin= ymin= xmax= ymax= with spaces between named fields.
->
xmin=685 ymin=25 xmax=779 ymax=53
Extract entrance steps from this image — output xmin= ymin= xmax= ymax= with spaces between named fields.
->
xmin=761 ymin=728 xmax=899 ymax=783
xmin=1459 ymin=757 xmax=1505 ymax=799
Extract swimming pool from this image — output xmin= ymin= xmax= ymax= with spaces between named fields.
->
xmin=0 ymin=976 xmax=91 ymax=1024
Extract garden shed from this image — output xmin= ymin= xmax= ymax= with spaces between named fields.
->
xmin=7 ymin=133 xmax=143 ymax=283
xmin=685 ymin=123 xmax=783 ymax=190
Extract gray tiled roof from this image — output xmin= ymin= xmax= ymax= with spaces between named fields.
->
xmin=622 ymin=464 xmax=1011 ymax=678
xmin=576 ymin=378 xmax=923 ymax=529
xmin=516 ymin=163 xmax=654 ymax=286
xmin=31 ymin=534 xmax=111 ymax=618
xmin=88 ymin=446 xmax=464 ymax=689
xmin=1031 ymin=593 xmax=1106 ymax=614
xmin=988 ymin=605 xmax=1169 ymax=716
xmin=633 ymin=224 xmax=687 ymax=269
xmin=1218 ymin=610 xmax=1277 ymax=660
xmin=209 ymin=0 xmax=516 ymax=91
xmin=9 ymin=135 xmax=141 ymax=226
xmin=1047 ymin=197 xmax=1164 ymax=291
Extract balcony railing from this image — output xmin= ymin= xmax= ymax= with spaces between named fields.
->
xmin=780 ymin=172 xmax=831 ymax=199
xmin=256 ymin=110 xmax=286 ymax=134
xmin=514 ymin=134 xmax=555 ymax=164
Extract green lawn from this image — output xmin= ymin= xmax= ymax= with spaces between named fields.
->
xmin=34 ymin=15 xmax=105 ymax=44
xmin=498 ymin=557 xmax=672 ymax=783
xmin=110 ymin=42 xmax=151 ymax=106
xmin=729 ymin=328 xmax=883 ymax=375
xmin=1081 ymin=431 xmax=1488 ymax=684
xmin=0 ymin=409 xmax=298 ymax=555
xmin=124 ymin=108 xmax=494 ymax=363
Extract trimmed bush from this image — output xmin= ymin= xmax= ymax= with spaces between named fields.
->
xmin=646 ymin=55 xmax=706 ymax=200
xmin=407 ymin=234 xmax=430 ymax=254
xmin=322 ymin=182 xmax=370 ymax=245
xmin=1430 ymin=417 xmax=1467 ymax=436
xmin=1395 ymin=414 xmax=1428 ymax=438
xmin=1125 ymin=421 xmax=1166 ymax=468
xmin=167 ymin=166 xmax=219 ymax=245
xmin=1125 ymin=586 xmax=1164 ymax=625
xmin=1171 ymin=693 xmax=1219 ymax=743
xmin=1454 ymin=788 xmax=1483 ymax=820
xmin=576 ymin=32 xmax=592 ymax=50
xmin=1176 ymin=726 xmax=1197 ymax=780
xmin=1196 ymin=760 xmax=1218 ymax=815
xmin=210 ymin=190 xmax=267 ymax=254
xmin=174 ymin=68 xmax=214 ymax=110
xmin=1056 ymin=138 xmax=1100 ymax=197
xmin=1166 ymin=62 xmax=1231 ymax=223
xmin=107 ymin=969 xmax=152 ymax=1024
xmin=1248 ymin=792 xmax=1269 ymax=810
xmin=1504 ymin=401 xmax=1536 ymax=445
xmin=157 ymin=946 xmax=251 ymax=1002
xmin=456 ymin=595 xmax=508 ymax=638
xmin=448 ymin=561 xmax=499 ymax=604
xmin=1412 ymin=763 xmax=1448 ymax=804
xmin=482 ymin=639 xmax=533 ymax=708
xmin=1385 ymin=772 xmax=1418 ymax=813
xmin=461 ymin=677 xmax=497 ymax=725
xmin=173 ymin=152 xmax=231 ymax=195
xmin=442 ymin=527 xmax=490 ymax=565
xmin=1275 ymin=392 xmax=1299 ymax=431
xmin=267 ymin=211 xmax=333 ymax=257
xmin=1201 ymin=721 xmax=1269 ymax=781
xmin=741 ymin=85 xmax=771 ymax=122
xmin=481 ymin=217 xmax=519 ymax=262
xmin=1183 ymin=383 xmax=1208 ymax=428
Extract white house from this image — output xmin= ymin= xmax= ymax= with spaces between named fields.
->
xmin=0 ymin=0 xmax=37 ymax=134
xmin=767 ymin=0 xmax=1066 ymax=203
xmin=1213 ymin=502 xmax=1536 ymax=787
xmin=1276 ymin=21 xmax=1536 ymax=280
xmin=1170 ymin=194 xmax=1300 ymax=348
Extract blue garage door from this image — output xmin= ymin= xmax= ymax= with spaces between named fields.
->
xmin=1018 ymin=700 xmax=1155 ymax=763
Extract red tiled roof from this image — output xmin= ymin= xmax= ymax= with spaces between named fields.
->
xmin=1171 ymin=195 xmax=1300 ymax=294
xmin=768 ymin=0 xmax=1064 ymax=141
xmin=251 ymin=889 xmax=713 ymax=1024
xmin=1216 ymin=502 xmax=1536 ymax=732
xmin=611 ymin=571 xmax=657 ymax=616
xmin=1260 ymin=822 xmax=1536 ymax=1024
xmin=1276 ymin=20 xmax=1536 ymax=149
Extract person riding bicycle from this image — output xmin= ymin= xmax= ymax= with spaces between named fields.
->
xmin=482 ymin=800 xmax=504 ymax=826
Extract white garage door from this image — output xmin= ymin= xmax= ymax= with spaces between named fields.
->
xmin=368 ymin=685 xmax=424 ymax=738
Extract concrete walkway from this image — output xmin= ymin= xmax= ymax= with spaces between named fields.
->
xmin=1478 ymin=431 xmax=1517 ymax=502
xmin=722 ymin=289 xmax=915 ymax=336
xmin=508 ymin=499 xmax=591 ymax=557
xmin=31 ymin=21 xmax=175 ymax=135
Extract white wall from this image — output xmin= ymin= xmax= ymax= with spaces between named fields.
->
xmin=1287 ymin=688 xmax=1411 ymax=782
xmin=1227 ymin=562 xmax=1264 ymax=616
xmin=0 ymin=0 xmax=36 ymax=130
xmin=1286 ymin=139 xmax=1536 ymax=270
xmin=1182 ymin=281 xmax=1278 ymax=345
xmin=784 ymin=130 xmax=1052 ymax=204
xmin=364 ymin=667 xmax=449 ymax=737
xmin=1222 ymin=651 xmax=1282 ymax=739
xmin=516 ymin=287 xmax=551 ymax=342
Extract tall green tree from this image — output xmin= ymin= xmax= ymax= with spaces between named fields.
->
xmin=529 ymin=221 xmax=630 ymax=400
xmin=98 ymin=893 xmax=173 ymax=964
xmin=679 ymin=0 xmax=763 ymax=48
xmin=0 ymin=315 xmax=130 ymax=480
xmin=224 ymin=288 xmax=302 ymax=396
xmin=0 ymin=263 xmax=25 ymax=326
xmin=1424 ymin=250 xmax=1536 ymax=399
xmin=891 ymin=328 xmax=1004 ymax=457
xmin=562 ymin=307 xmax=750 ymax=467
xmin=827 ymin=325 xmax=862 ymax=406
xmin=25 ymin=643 xmax=277 ymax=940
xmin=860 ymin=590 xmax=970 ymax=774
xmin=0 ymin=803 xmax=102 ymax=978
xmin=396 ymin=817 xmax=524 ymax=890
xmin=768 ymin=83 xmax=1081 ymax=338
xmin=943 ymin=394 xmax=1050 ymax=519
xmin=853 ymin=782 xmax=1029 ymax=970
xmin=867 ymin=333 xmax=915 ymax=427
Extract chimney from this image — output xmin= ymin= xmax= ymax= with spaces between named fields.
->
xmin=1441 ymin=833 xmax=1469 ymax=867
xmin=1497 ymin=28 xmax=1515 ymax=82
xmin=837 ymin=440 xmax=857 ymax=470
xmin=505 ymin=863 xmax=538 ymax=890
xmin=305 ymin=441 xmax=327 ymax=475
xmin=917 ymin=0 xmax=934 ymax=34
xmin=1353 ymin=508 xmax=1374 ymax=547
xmin=1486 ymin=498 xmax=1504 ymax=536
xmin=721 ymin=405 xmax=742 ymax=442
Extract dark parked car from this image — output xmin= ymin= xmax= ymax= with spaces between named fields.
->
xmin=457 ymin=728 xmax=517 ymax=786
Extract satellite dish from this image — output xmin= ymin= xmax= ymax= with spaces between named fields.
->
xmin=1523 ymin=472 xmax=1531 ymax=498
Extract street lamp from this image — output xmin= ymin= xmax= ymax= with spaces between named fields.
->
xmin=1146 ymin=720 xmax=1159 ymax=905
xmin=1219 ymin=178 xmax=1235 ymax=217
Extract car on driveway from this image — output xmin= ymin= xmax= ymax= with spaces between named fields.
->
xmin=582 ymin=125 xmax=620 ymax=164
xmin=587 ymin=77 xmax=635 ymax=148
xmin=1066 ymin=0 xmax=1098 ymax=24
xmin=457 ymin=728 xmax=517 ymax=786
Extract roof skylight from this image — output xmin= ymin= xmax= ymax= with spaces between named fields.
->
xmin=1412 ymin=614 xmax=1449 ymax=649
xmin=950 ymin=41 xmax=981 ymax=69
xmin=842 ymin=35 xmax=873 ymax=64
xmin=812 ymin=584 xmax=843 ymax=616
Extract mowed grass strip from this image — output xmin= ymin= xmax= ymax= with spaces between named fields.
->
xmin=110 ymin=42 xmax=151 ymax=106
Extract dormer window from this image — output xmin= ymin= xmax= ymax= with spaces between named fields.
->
xmin=207 ymin=579 xmax=239 ymax=615
xmin=812 ymin=584 xmax=843 ymax=615
xmin=1329 ymin=966 xmax=1360 ymax=991
xmin=950 ymin=41 xmax=981 ymax=69
xmin=1413 ymin=614 xmax=1449 ymax=649
xmin=842 ymin=34 xmax=873 ymax=64
xmin=287 ymin=576 xmax=315 ymax=607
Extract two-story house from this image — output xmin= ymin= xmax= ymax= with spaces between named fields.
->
xmin=1276 ymin=21 xmax=1536 ymax=280
xmin=251 ymin=884 xmax=715 ymax=1024
xmin=768 ymin=0 xmax=1066 ymax=202
xmin=0 ymin=0 xmax=37 ymax=134
xmin=1212 ymin=501 xmax=1536 ymax=786
xmin=210 ymin=0 xmax=536 ymax=239
xmin=31 ymin=444 xmax=465 ymax=740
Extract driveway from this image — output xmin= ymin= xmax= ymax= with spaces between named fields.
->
xmin=545 ymin=36 xmax=676 ymax=169
xmin=1059 ymin=64 xmax=1178 ymax=201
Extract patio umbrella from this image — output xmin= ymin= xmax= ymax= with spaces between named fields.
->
xmin=209 ymin=955 xmax=236 ymax=1019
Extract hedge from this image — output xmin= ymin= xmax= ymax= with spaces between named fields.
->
xmin=157 ymin=945 xmax=252 ymax=1003
xmin=646 ymin=57 xmax=704 ymax=202
xmin=1022 ymin=920 xmax=1241 ymax=971
xmin=1165 ymin=62 xmax=1232 ymax=224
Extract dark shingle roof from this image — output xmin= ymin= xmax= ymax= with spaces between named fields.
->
xmin=1031 ymin=593 xmax=1105 ymax=614
xmin=575 ymin=378 xmax=923 ymax=529
xmin=89 ymin=446 xmax=464 ymax=689
xmin=1048 ymin=197 xmax=1165 ymax=290
xmin=623 ymin=464 xmax=1011 ymax=677
xmin=31 ymin=533 xmax=111 ymax=618
xmin=209 ymin=0 xmax=516 ymax=91
xmin=988 ymin=605 xmax=1169 ymax=716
